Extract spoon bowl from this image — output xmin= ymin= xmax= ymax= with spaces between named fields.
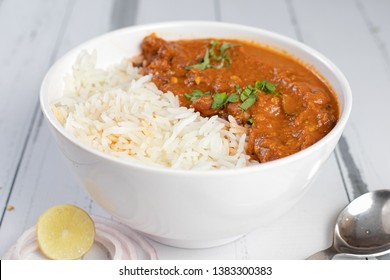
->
xmin=307 ymin=190 xmax=390 ymax=260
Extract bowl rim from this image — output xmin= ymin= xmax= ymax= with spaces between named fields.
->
xmin=40 ymin=20 xmax=352 ymax=176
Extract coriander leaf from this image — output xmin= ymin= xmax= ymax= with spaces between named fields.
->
xmin=212 ymin=92 xmax=228 ymax=109
xmin=186 ymin=48 xmax=211 ymax=70
xmin=246 ymin=117 xmax=254 ymax=125
xmin=220 ymin=42 xmax=233 ymax=54
xmin=235 ymin=84 xmax=242 ymax=94
xmin=210 ymin=41 xmax=232 ymax=61
xmin=240 ymin=94 xmax=258 ymax=110
xmin=219 ymin=42 xmax=232 ymax=63
xmin=210 ymin=41 xmax=232 ymax=67
xmin=240 ymin=87 xmax=253 ymax=101
xmin=255 ymin=80 xmax=278 ymax=94
xmin=184 ymin=89 xmax=210 ymax=101
xmin=210 ymin=60 xmax=225 ymax=69
xmin=254 ymin=80 xmax=263 ymax=90
xmin=209 ymin=40 xmax=220 ymax=61
xmin=186 ymin=40 xmax=238 ymax=71
xmin=263 ymin=81 xmax=277 ymax=94
xmin=220 ymin=42 xmax=239 ymax=64
xmin=211 ymin=92 xmax=239 ymax=109
xmin=223 ymin=58 xmax=231 ymax=68
xmin=274 ymin=91 xmax=282 ymax=97
xmin=226 ymin=93 xmax=239 ymax=103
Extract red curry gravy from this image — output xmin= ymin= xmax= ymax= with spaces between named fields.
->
xmin=135 ymin=34 xmax=339 ymax=163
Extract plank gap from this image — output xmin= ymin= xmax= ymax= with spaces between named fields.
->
xmin=214 ymin=0 xmax=221 ymax=21
xmin=355 ymin=0 xmax=390 ymax=77
xmin=0 ymin=103 xmax=40 ymax=226
xmin=334 ymin=148 xmax=352 ymax=202
xmin=0 ymin=0 xmax=76 ymax=227
xmin=110 ymin=0 xmax=139 ymax=30
xmin=285 ymin=0 xmax=305 ymax=42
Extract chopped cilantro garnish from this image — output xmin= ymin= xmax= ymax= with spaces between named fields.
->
xmin=185 ymin=48 xmax=211 ymax=70
xmin=274 ymin=91 xmax=282 ymax=97
xmin=240 ymin=94 xmax=258 ymax=110
xmin=209 ymin=40 xmax=220 ymax=61
xmin=237 ymin=80 xmax=280 ymax=110
xmin=184 ymin=80 xmax=281 ymax=113
xmin=212 ymin=92 xmax=227 ymax=109
xmin=226 ymin=93 xmax=239 ymax=103
xmin=212 ymin=93 xmax=239 ymax=109
xmin=220 ymin=42 xmax=234 ymax=55
xmin=239 ymin=86 xmax=253 ymax=101
xmin=186 ymin=40 xmax=238 ymax=70
xmin=235 ymin=84 xmax=242 ymax=94
xmin=238 ymin=84 xmax=258 ymax=110
xmin=184 ymin=89 xmax=210 ymax=101
xmin=255 ymin=80 xmax=280 ymax=96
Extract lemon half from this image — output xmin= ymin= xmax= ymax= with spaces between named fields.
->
xmin=36 ymin=204 xmax=95 ymax=260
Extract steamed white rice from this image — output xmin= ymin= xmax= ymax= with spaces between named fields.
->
xmin=51 ymin=51 xmax=254 ymax=170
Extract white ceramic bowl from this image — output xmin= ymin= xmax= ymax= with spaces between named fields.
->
xmin=40 ymin=21 xmax=352 ymax=248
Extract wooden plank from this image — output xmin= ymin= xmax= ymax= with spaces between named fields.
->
xmin=135 ymin=0 xmax=216 ymax=23
xmin=0 ymin=115 xmax=100 ymax=256
xmin=355 ymin=0 xmax=390 ymax=75
xmin=0 ymin=0 xmax=72 ymax=221
xmin=0 ymin=0 xmax=119 ymax=256
xmin=110 ymin=0 xmax=139 ymax=30
xmin=219 ymin=0 xmax=296 ymax=37
xmin=291 ymin=0 xmax=390 ymax=198
xmin=56 ymin=0 xmax=113 ymax=57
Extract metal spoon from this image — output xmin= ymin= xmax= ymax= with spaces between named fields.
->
xmin=307 ymin=189 xmax=390 ymax=260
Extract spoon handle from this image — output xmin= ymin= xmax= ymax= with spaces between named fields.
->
xmin=306 ymin=247 xmax=338 ymax=260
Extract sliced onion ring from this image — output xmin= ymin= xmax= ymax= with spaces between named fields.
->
xmin=3 ymin=216 xmax=158 ymax=260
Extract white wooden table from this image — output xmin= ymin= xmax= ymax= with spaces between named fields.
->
xmin=1 ymin=0 xmax=390 ymax=260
